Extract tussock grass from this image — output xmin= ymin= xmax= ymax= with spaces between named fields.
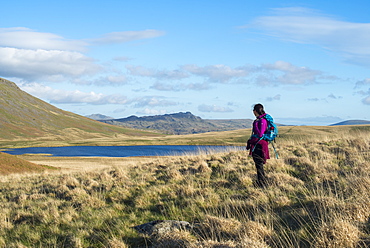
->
xmin=0 ymin=127 xmax=369 ymax=247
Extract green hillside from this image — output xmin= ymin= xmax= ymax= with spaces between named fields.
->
xmin=0 ymin=78 xmax=161 ymax=143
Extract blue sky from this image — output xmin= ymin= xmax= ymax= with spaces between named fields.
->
xmin=1 ymin=0 xmax=370 ymax=125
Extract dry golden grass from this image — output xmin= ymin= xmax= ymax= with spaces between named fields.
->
xmin=1 ymin=124 xmax=367 ymax=149
xmin=0 ymin=152 xmax=57 ymax=175
xmin=18 ymin=155 xmax=156 ymax=173
xmin=0 ymin=125 xmax=369 ymax=247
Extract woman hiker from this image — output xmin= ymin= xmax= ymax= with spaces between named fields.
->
xmin=246 ymin=103 xmax=270 ymax=187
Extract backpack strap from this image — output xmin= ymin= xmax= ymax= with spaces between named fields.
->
xmin=263 ymin=114 xmax=274 ymax=123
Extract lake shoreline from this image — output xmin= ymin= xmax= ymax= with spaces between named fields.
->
xmin=4 ymin=145 xmax=244 ymax=157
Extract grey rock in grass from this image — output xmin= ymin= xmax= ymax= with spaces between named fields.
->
xmin=132 ymin=220 xmax=193 ymax=236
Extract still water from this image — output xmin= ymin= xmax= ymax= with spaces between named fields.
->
xmin=3 ymin=145 xmax=244 ymax=157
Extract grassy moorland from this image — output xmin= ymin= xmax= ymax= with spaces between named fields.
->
xmin=1 ymin=124 xmax=369 ymax=149
xmin=0 ymin=125 xmax=369 ymax=247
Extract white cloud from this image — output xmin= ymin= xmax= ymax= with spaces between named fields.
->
xmin=254 ymin=75 xmax=273 ymax=86
xmin=0 ymin=27 xmax=165 ymax=82
xmin=19 ymin=83 xmax=128 ymax=105
xmin=198 ymin=104 xmax=234 ymax=113
xmin=306 ymin=93 xmax=343 ymax=102
xmin=354 ymin=85 xmax=370 ymax=105
xmin=126 ymin=65 xmax=189 ymax=80
xmin=363 ymin=95 xmax=370 ymax=105
xmin=183 ymin=64 xmax=252 ymax=83
xmin=328 ymin=93 xmax=342 ymax=99
xmin=0 ymin=27 xmax=165 ymax=51
xmin=91 ymin=30 xmax=165 ymax=45
xmin=0 ymin=27 xmax=87 ymax=51
xmin=92 ymin=75 xmax=129 ymax=86
xmin=151 ymin=81 xmax=211 ymax=91
xmin=0 ymin=48 xmax=100 ymax=81
xmin=114 ymin=56 xmax=133 ymax=62
xmin=133 ymin=96 xmax=178 ymax=108
xmin=260 ymin=61 xmax=321 ymax=85
xmin=126 ymin=64 xmax=257 ymax=84
xmin=136 ymin=108 xmax=167 ymax=115
xmin=355 ymin=78 xmax=370 ymax=88
xmin=359 ymin=88 xmax=370 ymax=105
xmin=0 ymin=48 xmax=102 ymax=81
xmin=249 ymin=7 xmax=370 ymax=66
xmin=307 ymin=98 xmax=321 ymax=102
xmin=127 ymin=62 xmax=323 ymax=89
xmin=266 ymin=94 xmax=281 ymax=101
xmin=0 ymin=28 xmax=97 ymax=82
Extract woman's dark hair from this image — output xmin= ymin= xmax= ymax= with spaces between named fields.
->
xmin=253 ymin=103 xmax=265 ymax=115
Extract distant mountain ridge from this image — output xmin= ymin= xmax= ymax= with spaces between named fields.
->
xmin=96 ymin=112 xmax=370 ymax=134
xmin=100 ymin=112 xmax=254 ymax=135
xmin=330 ymin=120 xmax=370 ymax=126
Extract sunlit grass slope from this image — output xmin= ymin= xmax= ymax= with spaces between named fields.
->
xmin=0 ymin=126 xmax=369 ymax=247
xmin=0 ymin=152 xmax=56 ymax=175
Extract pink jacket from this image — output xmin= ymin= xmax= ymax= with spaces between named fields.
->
xmin=253 ymin=114 xmax=268 ymax=138
xmin=246 ymin=114 xmax=270 ymax=163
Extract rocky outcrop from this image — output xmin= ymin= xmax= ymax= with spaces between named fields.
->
xmin=101 ymin=112 xmax=253 ymax=135
xmin=132 ymin=219 xmax=272 ymax=248
xmin=132 ymin=220 xmax=193 ymax=236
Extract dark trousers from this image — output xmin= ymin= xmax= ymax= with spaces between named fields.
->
xmin=252 ymin=144 xmax=267 ymax=187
